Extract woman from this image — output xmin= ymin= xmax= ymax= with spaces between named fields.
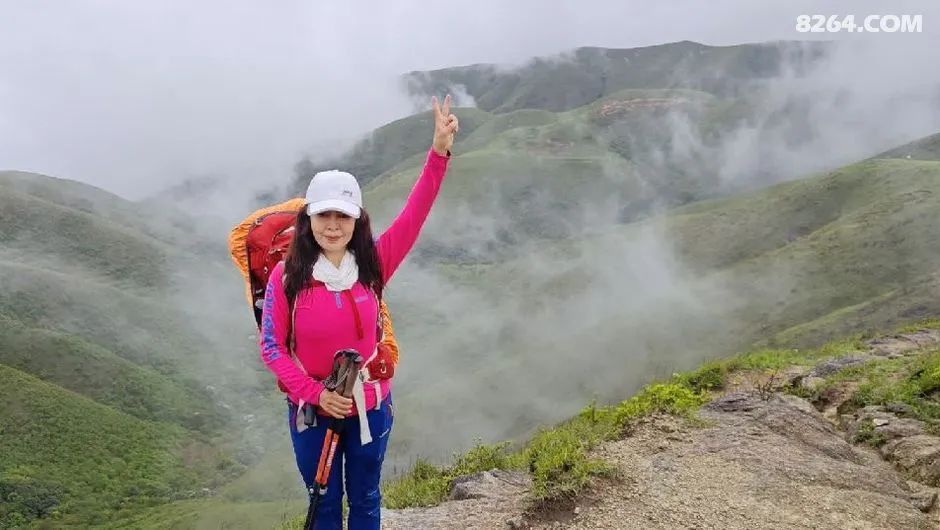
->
xmin=259 ymin=95 xmax=458 ymax=529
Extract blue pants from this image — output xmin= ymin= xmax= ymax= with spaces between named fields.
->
xmin=287 ymin=395 xmax=394 ymax=530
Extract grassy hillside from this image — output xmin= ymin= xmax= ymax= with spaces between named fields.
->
xmin=352 ymin=88 xmax=749 ymax=268
xmin=0 ymin=172 xmax=268 ymax=528
xmin=101 ymin=499 xmax=305 ymax=530
xmin=403 ymin=40 xmax=829 ymax=113
xmin=669 ymin=158 xmax=940 ymax=344
xmin=875 ymin=132 xmax=940 ymax=161
xmin=374 ymin=145 xmax=940 ymax=469
xmin=0 ymin=316 xmax=219 ymax=431
xmin=293 ymin=107 xmax=492 ymax=188
xmin=0 ymin=364 xmax=234 ymax=528
xmin=287 ymin=43 xmax=840 ymax=250
xmin=485 ymin=157 xmax=940 ymax=348
xmin=0 ymin=258 xmax=238 ymax=386
xmin=0 ymin=182 xmax=173 ymax=288
xmin=0 ymin=171 xmax=210 ymax=265
xmin=293 ymin=81 xmax=754 ymax=221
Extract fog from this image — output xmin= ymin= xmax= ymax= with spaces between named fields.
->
xmin=2 ymin=0 xmax=935 ymax=203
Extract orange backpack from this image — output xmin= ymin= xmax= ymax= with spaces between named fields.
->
xmin=227 ymin=198 xmax=400 ymax=387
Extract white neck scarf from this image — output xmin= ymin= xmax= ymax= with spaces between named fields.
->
xmin=312 ymin=251 xmax=358 ymax=291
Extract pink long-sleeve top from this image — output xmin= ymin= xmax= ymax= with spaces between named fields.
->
xmin=259 ymin=148 xmax=449 ymax=413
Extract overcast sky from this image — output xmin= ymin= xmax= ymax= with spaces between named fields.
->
xmin=0 ymin=0 xmax=937 ymax=199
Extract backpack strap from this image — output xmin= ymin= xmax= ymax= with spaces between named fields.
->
xmin=357 ymin=287 xmax=386 ymax=410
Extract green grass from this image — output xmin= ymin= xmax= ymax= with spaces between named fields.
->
xmin=383 ymin=441 xmax=525 ymax=508
xmin=0 ymin=318 xmax=220 ymax=431
xmin=803 ymin=319 xmax=940 ymax=424
xmin=383 ymin=380 xmax=707 ymax=508
xmin=673 ymin=338 xmax=864 ymax=394
xmin=0 ymin=172 xmax=261 ymax=528
xmin=0 ymin=364 xmax=229 ymax=528
xmin=0 ymin=183 xmax=174 ymax=289
xmin=101 ymin=499 xmax=306 ymax=530
xmin=898 ymin=318 xmax=940 ymax=334
xmin=853 ymin=418 xmax=889 ymax=447
xmin=841 ymin=349 xmax=940 ymax=424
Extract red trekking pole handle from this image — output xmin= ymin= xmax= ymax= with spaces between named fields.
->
xmin=303 ymin=349 xmax=363 ymax=530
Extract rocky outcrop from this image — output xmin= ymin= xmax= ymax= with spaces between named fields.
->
xmin=867 ymin=330 xmax=940 ymax=357
xmin=844 ymin=405 xmax=940 ymax=490
xmin=383 ymin=393 xmax=938 ymax=529
xmin=383 ymin=471 xmax=531 ymax=530
xmin=381 ymin=330 xmax=940 ymax=529
xmin=789 ymin=329 xmax=940 ymax=392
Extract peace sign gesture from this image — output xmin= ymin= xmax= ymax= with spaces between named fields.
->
xmin=431 ymin=94 xmax=458 ymax=157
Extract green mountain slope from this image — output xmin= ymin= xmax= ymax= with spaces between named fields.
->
xmin=0 ymin=316 xmax=218 ymax=430
xmin=0 ymin=364 xmax=227 ymax=528
xmin=875 ymin=132 xmax=940 ymax=161
xmin=379 ymin=146 xmax=940 ymax=462
xmin=294 ymin=107 xmax=493 ymax=187
xmin=668 ymin=158 xmax=940 ymax=345
xmin=0 ymin=259 xmax=215 ymax=376
xmin=403 ymin=40 xmax=828 ymax=113
xmin=0 ymin=181 xmax=173 ymax=288
xmin=349 ymin=88 xmax=751 ymax=267
xmin=469 ymin=157 xmax=940 ymax=349
xmin=0 ymin=172 xmax=263 ymax=527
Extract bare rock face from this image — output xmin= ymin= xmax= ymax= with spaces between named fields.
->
xmin=866 ymin=329 xmax=940 ymax=357
xmin=449 ymin=470 xmax=531 ymax=501
xmin=806 ymin=355 xmax=873 ymax=378
xmin=701 ymin=393 xmax=895 ymax=489
xmin=383 ymin=470 xmax=532 ymax=530
xmin=842 ymin=404 xmax=940 ymax=498
xmin=907 ymin=481 xmax=939 ymax=512
xmin=882 ymin=435 xmax=940 ymax=487
xmin=844 ymin=406 xmax=928 ymax=443
xmin=785 ymin=356 xmax=872 ymax=393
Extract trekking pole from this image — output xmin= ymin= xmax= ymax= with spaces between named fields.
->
xmin=303 ymin=349 xmax=363 ymax=530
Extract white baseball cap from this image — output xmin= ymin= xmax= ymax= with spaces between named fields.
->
xmin=304 ymin=170 xmax=362 ymax=219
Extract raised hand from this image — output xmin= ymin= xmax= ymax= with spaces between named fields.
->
xmin=431 ymin=94 xmax=458 ymax=157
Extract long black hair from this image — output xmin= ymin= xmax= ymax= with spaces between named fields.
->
xmin=283 ymin=208 xmax=384 ymax=308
